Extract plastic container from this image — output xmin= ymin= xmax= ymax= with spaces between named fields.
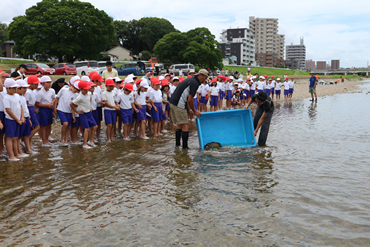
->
xmin=196 ymin=109 xmax=257 ymax=150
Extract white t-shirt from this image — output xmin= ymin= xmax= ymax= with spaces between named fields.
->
xmin=101 ymin=90 xmax=116 ymax=111
xmin=36 ymin=87 xmax=55 ymax=105
xmin=71 ymin=92 xmax=79 ymax=117
xmin=265 ymin=83 xmax=271 ymax=90
xmin=257 ymin=81 xmax=265 ymax=90
xmin=91 ymin=92 xmax=99 ymax=111
xmin=283 ymin=81 xmax=290 ymax=90
xmin=289 ymin=80 xmax=295 ymax=88
xmin=217 ymin=82 xmax=224 ymax=91
xmin=0 ymin=90 xmax=7 ymax=112
xmin=20 ymin=95 xmax=29 ymax=118
xmin=56 ymin=87 xmax=75 ymax=113
xmin=209 ymin=86 xmax=219 ymax=96
xmin=25 ymin=89 xmax=37 ymax=107
xmin=232 ymin=95 xmax=240 ymax=101
xmin=3 ymin=93 xmax=22 ymax=120
xmin=201 ymin=84 xmax=209 ymax=97
xmin=271 ymin=80 xmax=276 ymax=88
xmin=275 ymin=82 xmax=283 ymax=90
xmin=170 ymin=85 xmax=176 ymax=96
xmin=243 ymin=83 xmax=250 ymax=90
xmin=135 ymin=91 xmax=147 ymax=105
xmin=250 ymin=81 xmax=256 ymax=90
xmin=148 ymin=89 xmax=162 ymax=103
xmin=116 ymin=92 xmax=134 ymax=110
xmin=72 ymin=92 xmax=91 ymax=113
xmin=94 ymin=86 xmax=102 ymax=107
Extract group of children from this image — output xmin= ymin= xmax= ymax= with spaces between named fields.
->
xmin=196 ymin=74 xmax=296 ymax=112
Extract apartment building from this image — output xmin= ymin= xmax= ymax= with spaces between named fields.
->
xmin=331 ymin=60 xmax=340 ymax=70
xmin=317 ymin=61 xmax=326 ymax=70
xmin=249 ymin=17 xmax=285 ymax=67
xmin=306 ymin=59 xmax=315 ymax=70
xmin=286 ymin=38 xmax=306 ymax=70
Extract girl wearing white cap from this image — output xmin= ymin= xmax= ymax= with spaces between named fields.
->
xmin=133 ymin=79 xmax=150 ymax=139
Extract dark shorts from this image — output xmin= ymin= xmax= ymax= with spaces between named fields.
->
xmin=136 ymin=105 xmax=147 ymax=122
xmin=97 ymin=106 xmax=103 ymax=122
xmin=39 ymin=108 xmax=53 ymax=127
xmin=165 ymin=104 xmax=170 ymax=111
xmin=284 ymin=89 xmax=289 ymax=96
xmin=258 ymin=89 xmax=263 ymax=93
xmin=219 ymin=90 xmax=224 ymax=100
xmin=243 ymin=90 xmax=249 ymax=99
xmin=120 ymin=108 xmax=133 ymax=124
xmin=151 ymin=102 xmax=163 ymax=122
xmin=289 ymin=88 xmax=293 ymax=94
xmin=271 ymin=88 xmax=275 ymax=94
xmin=0 ymin=112 xmax=5 ymax=135
xmin=5 ymin=118 xmax=20 ymax=137
xmin=275 ymin=89 xmax=281 ymax=95
xmin=58 ymin=110 xmax=72 ymax=126
xmin=226 ymin=90 xmax=233 ymax=100
xmin=193 ymin=98 xmax=198 ymax=110
xmin=92 ymin=110 xmax=99 ymax=125
xmin=80 ymin=111 xmax=97 ymax=129
xmin=71 ymin=116 xmax=80 ymax=127
xmin=28 ymin=106 xmax=39 ymax=128
xmin=249 ymin=90 xmax=255 ymax=97
xmin=264 ymin=89 xmax=271 ymax=95
xmin=19 ymin=117 xmax=31 ymax=137
xmin=104 ymin=110 xmax=116 ymax=125
xmin=210 ymin=95 xmax=218 ymax=106
xmin=200 ymin=96 xmax=208 ymax=104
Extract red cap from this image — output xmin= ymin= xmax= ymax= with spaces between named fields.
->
xmin=150 ymin=77 xmax=157 ymax=83
xmin=91 ymin=73 xmax=103 ymax=82
xmin=88 ymin=71 xmax=98 ymax=78
xmin=247 ymin=78 xmax=251 ymax=81
xmin=271 ymin=76 xmax=274 ymax=78
xmin=264 ymin=75 xmax=267 ymax=77
xmin=187 ymin=75 xmax=192 ymax=78
xmin=222 ymin=76 xmax=226 ymax=81
xmin=151 ymin=77 xmax=160 ymax=85
xmin=124 ymin=83 xmax=134 ymax=91
xmin=88 ymin=81 xmax=95 ymax=88
xmin=27 ymin=75 xmax=40 ymax=84
xmin=285 ymin=77 xmax=289 ymax=80
xmin=291 ymin=77 xmax=294 ymax=79
xmin=78 ymin=80 xmax=91 ymax=90
xmin=136 ymin=79 xmax=143 ymax=85
xmin=161 ymin=79 xmax=169 ymax=86
xmin=179 ymin=77 xmax=184 ymax=83
xmin=0 ymin=70 xmax=8 ymax=77
xmin=105 ymin=79 xmax=115 ymax=86
xmin=217 ymin=75 xmax=222 ymax=78
xmin=212 ymin=78 xmax=217 ymax=82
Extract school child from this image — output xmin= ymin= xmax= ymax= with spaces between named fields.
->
xmin=242 ymin=78 xmax=250 ymax=105
xmin=160 ymin=79 xmax=169 ymax=133
xmin=25 ymin=76 xmax=41 ymax=146
xmin=17 ymin=80 xmax=35 ymax=155
xmin=257 ymin=76 xmax=265 ymax=93
xmin=101 ymin=78 xmax=120 ymax=142
xmin=216 ymin=75 xmax=224 ymax=110
xmin=196 ymin=84 xmax=202 ymax=112
xmin=115 ymin=83 xmax=137 ymax=140
xmin=225 ymin=76 xmax=234 ymax=110
xmin=35 ymin=76 xmax=55 ymax=147
xmin=283 ymin=77 xmax=290 ymax=101
xmin=68 ymin=76 xmax=82 ymax=144
xmin=3 ymin=79 xmax=24 ymax=161
xmin=231 ymin=90 xmax=242 ymax=108
xmin=249 ymin=76 xmax=257 ymax=97
xmin=148 ymin=78 xmax=163 ymax=136
xmin=70 ymin=80 xmax=97 ymax=148
xmin=208 ymin=78 xmax=219 ymax=112
xmin=289 ymin=77 xmax=295 ymax=100
xmin=0 ymin=71 xmax=9 ymax=158
xmin=91 ymin=73 xmax=104 ymax=139
xmin=134 ymin=79 xmax=150 ymax=139
xmin=275 ymin=78 xmax=283 ymax=100
xmin=270 ymin=76 xmax=276 ymax=100
xmin=265 ymin=79 xmax=272 ymax=96
xmin=54 ymin=77 xmax=79 ymax=146
xmin=113 ymin=77 xmax=123 ymax=137
xmin=89 ymin=83 xmax=100 ymax=140
xmin=170 ymin=77 xmax=179 ymax=121
xmin=200 ymin=80 xmax=209 ymax=112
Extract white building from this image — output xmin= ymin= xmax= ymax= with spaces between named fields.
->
xmin=286 ymin=38 xmax=306 ymax=70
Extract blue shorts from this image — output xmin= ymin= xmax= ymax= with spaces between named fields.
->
xmin=165 ymin=104 xmax=170 ymax=111
xmin=243 ymin=90 xmax=249 ymax=99
xmin=104 ymin=110 xmax=116 ymax=125
xmin=120 ymin=108 xmax=133 ymax=124
xmin=161 ymin=108 xmax=167 ymax=121
xmin=136 ymin=105 xmax=147 ymax=122
xmin=37 ymin=107 xmax=40 ymax=124
xmin=28 ymin=106 xmax=39 ymax=128
xmin=275 ymin=89 xmax=281 ymax=95
xmin=271 ymin=88 xmax=275 ymax=94
xmin=97 ymin=106 xmax=103 ymax=122
xmin=200 ymin=96 xmax=208 ymax=104
xmin=258 ymin=89 xmax=263 ymax=93
xmin=284 ymin=90 xmax=289 ymax=95
xmin=151 ymin=102 xmax=162 ymax=122
xmin=226 ymin=90 xmax=233 ymax=100
xmin=5 ymin=118 xmax=20 ymax=137
xmin=0 ymin=112 xmax=5 ymax=135
xmin=193 ymin=98 xmax=197 ymax=110
xmin=264 ymin=89 xmax=271 ymax=95
xmin=58 ymin=110 xmax=72 ymax=126
xmin=71 ymin=116 xmax=80 ymax=127
xmin=249 ymin=90 xmax=255 ymax=97
xmin=210 ymin=95 xmax=218 ymax=106
xmin=289 ymin=88 xmax=293 ymax=94
xmin=80 ymin=111 xmax=97 ymax=129
xmin=92 ymin=110 xmax=99 ymax=125
xmin=19 ymin=117 xmax=31 ymax=137
xmin=39 ymin=108 xmax=53 ymax=127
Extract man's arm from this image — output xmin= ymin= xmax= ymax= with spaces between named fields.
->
xmin=187 ymin=94 xmax=201 ymax=118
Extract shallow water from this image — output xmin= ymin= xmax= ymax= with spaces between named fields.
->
xmin=1 ymin=82 xmax=370 ymax=246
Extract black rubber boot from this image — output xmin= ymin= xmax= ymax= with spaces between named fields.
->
xmin=182 ymin=131 xmax=189 ymax=149
xmin=175 ymin=129 xmax=182 ymax=147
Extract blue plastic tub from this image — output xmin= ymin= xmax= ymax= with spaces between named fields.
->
xmin=196 ymin=109 xmax=257 ymax=150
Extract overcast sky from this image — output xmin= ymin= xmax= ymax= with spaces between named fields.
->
xmin=2 ymin=0 xmax=370 ymax=68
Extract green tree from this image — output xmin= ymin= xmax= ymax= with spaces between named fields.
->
xmin=140 ymin=50 xmax=152 ymax=61
xmin=153 ymin=32 xmax=188 ymax=63
xmin=8 ymin=0 xmax=115 ymax=62
xmin=0 ymin=23 xmax=8 ymax=43
xmin=114 ymin=19 xmax=143 ymax=55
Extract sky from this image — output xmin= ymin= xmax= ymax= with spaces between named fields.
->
xmin=2 ymin=0 xmax=370 ymax=68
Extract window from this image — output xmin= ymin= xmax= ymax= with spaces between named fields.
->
xmin=239 ymin=30 xmax=241 ymax=33
xmin=261 ymin=24 xmax=263 ymax=27
xmin=261 ymin=32 xmax=263 ymax=34
xmin=261 ymin=28 xmax=263 ymax=30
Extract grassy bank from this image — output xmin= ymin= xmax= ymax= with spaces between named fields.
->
xmin=224 ymin=66 xmax=310 ymax=78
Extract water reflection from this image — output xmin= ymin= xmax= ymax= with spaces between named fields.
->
xmin=308 ymin=102 xmax=317 ymax=121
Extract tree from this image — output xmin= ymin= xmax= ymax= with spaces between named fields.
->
xmin=140 ymin=50 xmax=152 ymax=61
xmin=8 ymin=0 xmax=115 ymax=62
xmin=153 ymin=32 xmax=188 ymax=63
xmin=0 ymin=23 xmax=8 ymax=43
xmin=114 ymin=19 xmax=143 ymax=55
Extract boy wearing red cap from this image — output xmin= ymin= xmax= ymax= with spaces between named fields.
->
xmin=289 ymin=77 xmax=295 ymax=100
xmin=91 ymin=73 xmax=104 ymax=139
xmin=101 ymin=79 xmax=120 ymax=142
xmin=148 ymin=78 xmax=163 ymax=136
xmin=116 ymin=83 xmax=138 ymax=140
xmin=70 ymin=80 xmax=97 ymax=148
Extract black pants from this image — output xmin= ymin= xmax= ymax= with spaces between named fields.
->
xmin=253 ymin=105 xmax=274 ymax=146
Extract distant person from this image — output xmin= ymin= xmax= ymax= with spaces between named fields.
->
xmin=169 ymin=67 xmax=173 ymax=74
xmin=102 ymin=61 xmax=118 ymax=81
xmin=179 ymin=69 xmax=183 ymax=77
xmin=142 ymin=69 xmax=153 ymax=85
xmin=10 ymin=64 xmax=28 ymax=80
xmin=245 ymin=91 xmax=274 ymax=146
xmin=239 ymin=72 xmax=244 ymax=80
xmin=309 ymin=72 xmax=318 ymax=102
xmin=248 ymin=67 xmax=251 ymax=75
xmin=341 ymin=76 xmax=344 ymax=83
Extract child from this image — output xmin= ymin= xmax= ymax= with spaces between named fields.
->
xmin=91 ymin=73 xmax=104 ymax=139
xmin=134 ymin=79 xmax=150 ymax=139
xmin=148 ymin=78 xmax=163 ymax=136
xmin=35 ymin=76 xmax=55 ymax=147
xmin=200 ymin=80 xmax=209 ymax=112
xmin=54 ymin=77 xmax=79 ymax=146
xmin=225 ymin=76 xmax=234 ymax=110
xmin=70 ymin=80 xmax=97 ymax=148
xmin=208 ymin=78 xmax=219 ymax=112
xmin=116 ymin=83 xmax=137 ymax=140
xmin=257 ymin=76 xmax=265 ymax=93
xmin=283 ymin=78 xmax=290 ymax=101
xmin=249 ymin=76 xmax=257 ymax=97
xmin=231 ymin=90 xmax=242 ymax=108
xmin=170 ymin=77 xmax=179 ymax=121
xmin=270 ymin=76 xmax=276 ymax=100
xmin=17 ymin=80 xmax=35 ymax=155
xmin=89 ymin=82 xmax=100 ymax=141
xmin=113 ymin=77 xmax=123 ymax=137
xmin=0 ymin=71 xmax=8 ymax=158
xmin=242 ymin=79 xmax=250 ymax=105
xmin=25 ymin=75 xmax=41 ymax=150
xmin=275 ymin=78 xmax=283 ymax=100
xmin=289 ymin=77 xmax=295 ymax=100
xmin=101 ymin=78 xmax=120 ymax=142
xmin=3 ymin=79 xmax=24 ymax=161
xmin=265 ymin=79 xmax=272 ymax=96
xmin=217 ymin=75 xmax=224 ymax=111
xmin=160 ymin=79 xmax=170 ymax=132
xmin=69 ymin=76 xmax=81 ymax=144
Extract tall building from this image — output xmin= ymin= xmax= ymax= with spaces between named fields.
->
xmin=219 ymin=28 xmax=255 ymax=66
xmin=317 ymin=61 xmax=326 ymax=70
xmin=249 ymin=16 xmax=285 ymax=67
xmin=285 ymin=38 xmax=306 ymax=70
xmin=306 ymin=59 xmax=315 ymax=70
xmin=331 ymin=60 xmax=340 ymax=70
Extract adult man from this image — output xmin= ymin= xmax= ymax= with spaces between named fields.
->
xmin=142 ymin=69 xmax=153 ymax=85
xmin=309 ymin=72 xmax=318 ymax=102
xmin=102 ymin=61 xmax=118 ymax=81
xmin=169 ymin=69 xmax=207 ymax=149
xmin=245 ymin=92 xmax=274 ymax=146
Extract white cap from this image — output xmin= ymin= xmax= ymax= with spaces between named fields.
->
xmin=124 ymin=77 xmax=134 ymax=83
xmin=127 ymin=74 xmax=137 ymax=79
xmin=70 ymin=76 xmax=80 ymax=86
xmin=37 ymin=83 xmax=43 ymax=89
xmin=259 ymin=76 xmax=265 ymax=80
xmin=158 ymin=76 xmax=165 ymax=81
xmin=114 ymin=77 xmax=122 ymax=82
xmin=140 ymin=79 xmax=149 ymax=88
xmin=252 ymin=76 xmax=256 ymax=79
xmin=189 ymin=69 xmax=195 ymax=73
xmin=16 ymin=79 xmax=30 ymax=88
xmin=229 ymin=76 xmax=234 ymax=80
xmin=40 ymin=76 xmax=52 ymax=83
xmin=4 ymin=78 xmax=19 ymax=88
xmin=24 ymin=78 xmax=28 ymax=83
xmin=277 ymin=78 xmax=281 ymax=81
xmin=173 ymin=76 xmax=179 ymax=81
xmin=237 ymin=78 xmax=243 ymax=83
xmin=74 ymin=80 xmax=81 ymax=90
xmin=81 ymin=75 xmax=90 ymax=82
